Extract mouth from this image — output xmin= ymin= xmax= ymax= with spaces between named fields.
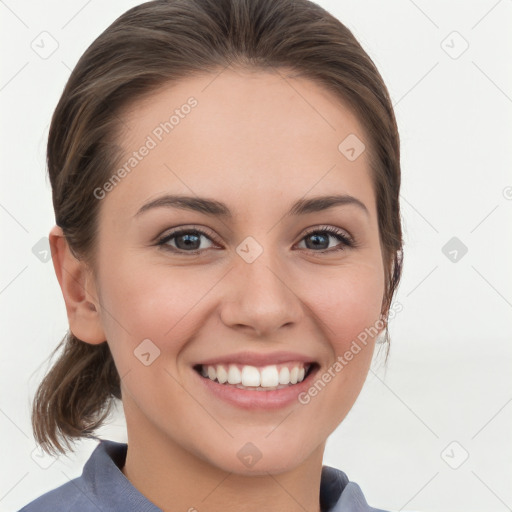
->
xmin=193 ymin=361 xmax=319 ymax=391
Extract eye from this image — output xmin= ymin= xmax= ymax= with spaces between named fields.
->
xmin=157 ymin=226 xmax=219 ymax=254
xmin=296 ymin=226 xmax=354 ymax=253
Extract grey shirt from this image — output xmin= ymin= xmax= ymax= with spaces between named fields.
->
xmin=18 ymin=440 xmax=389 ymax=512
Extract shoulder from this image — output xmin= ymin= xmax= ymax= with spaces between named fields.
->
xmin=321 ymin=465 xmax=392 ymax=512
xmin=17 ymin=439 xmax=159 ymax=512
xmin=17 ymin=476 xmax=92 ymax=512
xmin=17 ymin=439 xmax=126 ymax=512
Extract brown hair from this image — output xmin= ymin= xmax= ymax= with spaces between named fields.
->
xmin=33 ymin=0 xmax=403 ymax=456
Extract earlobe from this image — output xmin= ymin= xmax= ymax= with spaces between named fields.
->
xmin=49 ymin=225 xmax=106 ymax=345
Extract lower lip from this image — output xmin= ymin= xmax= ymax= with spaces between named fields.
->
xmin=193 ymin=365 xmax=319 ymax=410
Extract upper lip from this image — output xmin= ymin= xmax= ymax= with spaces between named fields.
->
xmin=194 ymin=351 xmax=317 ymax=367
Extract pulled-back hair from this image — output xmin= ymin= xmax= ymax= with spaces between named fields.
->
xmin=33 ymin=0 xmax=403 ymax=456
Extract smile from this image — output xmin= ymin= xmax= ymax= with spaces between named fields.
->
xmin=193 ymin=362 xmax=317 ymax=391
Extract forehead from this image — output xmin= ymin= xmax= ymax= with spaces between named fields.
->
xmin=105 ymin=68 xmax=375 ymax=220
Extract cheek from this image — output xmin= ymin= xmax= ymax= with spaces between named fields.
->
xmin=95 ymin=264 xmax=207 ymax=412
xmin=308 ymin=262 xmax=385 ymax=352
xmin=96 ymin=260 xmax=218 ymax=363
xmin=296 ymin=263 xmax=385 ymax=422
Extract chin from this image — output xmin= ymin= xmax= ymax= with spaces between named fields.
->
xmin=203 ymin=435 xmax=316 ymax=476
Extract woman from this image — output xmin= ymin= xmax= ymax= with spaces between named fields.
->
xmin=20 ymin=0 xmax=403 ymax=510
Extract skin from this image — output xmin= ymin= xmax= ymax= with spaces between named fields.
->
xmin=50 ymin=67 xmax=386 ymax=512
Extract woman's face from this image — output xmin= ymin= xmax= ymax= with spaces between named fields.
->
xmin=88 ymin=68 xmax=385 ymax=474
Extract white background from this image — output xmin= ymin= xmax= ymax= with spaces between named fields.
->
xmin=1 ymin=1 xmax=511 ymax=511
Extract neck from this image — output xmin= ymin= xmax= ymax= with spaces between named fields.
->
xmin=120 ymin=402 xmax=325 ymax=512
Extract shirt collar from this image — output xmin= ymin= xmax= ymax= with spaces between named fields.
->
xmin=83 ymin=439 xmax=383 ymax=512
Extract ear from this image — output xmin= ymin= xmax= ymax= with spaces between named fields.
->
xmin=49 ymin=225 xmax=106 ymax=344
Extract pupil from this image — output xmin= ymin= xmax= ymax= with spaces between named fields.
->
xmin=177 ymin=233 xmax=199 ymax=250
xmin=307 ymin=233 xmax=328 ymax=250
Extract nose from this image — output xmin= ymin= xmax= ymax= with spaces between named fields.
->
xmin=219 ymin=250 xmax=303 ymax=338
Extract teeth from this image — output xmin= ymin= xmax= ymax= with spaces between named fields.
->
xmin=198 ymin=362 xmax=311 ymax=388
xmin=227 ymin=364 xmax=242 ymax=384
xmin=278 ymin=367 xmax=290 ymax=384
xmin=241 ymin=366 xmax=260 ymax=387
xmin=261 ymin=366 xmax=279 ymax=387
xmin=216 ymin=365 xmax=228 ymax=384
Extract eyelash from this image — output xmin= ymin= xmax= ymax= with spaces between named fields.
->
xmin=156 ymin=225 xmax=355 ymax=255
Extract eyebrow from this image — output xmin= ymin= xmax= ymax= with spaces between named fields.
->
xmin=134 ymin=193 xmax=369 ymax=218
